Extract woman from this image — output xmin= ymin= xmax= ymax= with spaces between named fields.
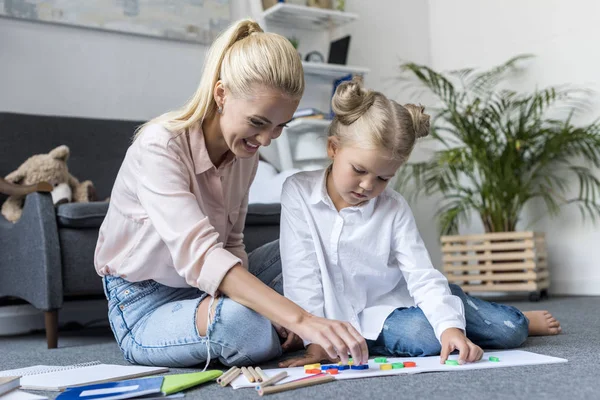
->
xmin=95 ymin=19 xmax=368 ymax=368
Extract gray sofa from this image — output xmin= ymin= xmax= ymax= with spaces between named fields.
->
xmin=0 ymin=112 xmax=281 ymax=348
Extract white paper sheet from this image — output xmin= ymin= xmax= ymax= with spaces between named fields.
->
xmin=230 ymin=350 xmax=567 ymax=389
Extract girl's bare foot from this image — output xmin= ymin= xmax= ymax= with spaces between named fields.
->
xmin=524 ymin=311 xmax=562 ymax=336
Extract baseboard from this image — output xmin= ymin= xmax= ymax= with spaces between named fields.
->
xmin=0 ymin=299 xmax=108 ymax=336
xmin=551 ymin=279 xmax=600 ymax=296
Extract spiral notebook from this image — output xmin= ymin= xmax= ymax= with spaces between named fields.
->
xmin=0 ymin=362 xmax=168 ymax=392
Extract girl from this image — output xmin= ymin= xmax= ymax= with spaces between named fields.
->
xmin=279 ymin=78 xmax=561 ymax=367
xmin=94 ymin=19 xmax=368 ymax=368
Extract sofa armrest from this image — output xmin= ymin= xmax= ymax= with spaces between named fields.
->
xmin=0 ymin=192 xmax=63 ymax=310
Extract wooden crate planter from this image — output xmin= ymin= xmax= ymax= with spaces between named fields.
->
xmin=441 ymin=231 xmax=549 ymax=301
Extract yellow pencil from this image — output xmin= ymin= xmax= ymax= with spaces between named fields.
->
xmin=241 ymin=366 xmax=255 ymax=383
xmin=247 ymin=366 xmax=262 ymax=382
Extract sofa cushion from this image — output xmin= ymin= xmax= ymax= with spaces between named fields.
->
xmin=56 ymin=202 xmax=109 ymax=228
xmin=56 ymin=202 xmax=281 ymax=229
xmin=245 ymin=203 xmax=281 ymax=225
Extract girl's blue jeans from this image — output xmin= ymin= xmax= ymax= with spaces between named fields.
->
xmin=366 ymin=284 xmax=529 ymax=357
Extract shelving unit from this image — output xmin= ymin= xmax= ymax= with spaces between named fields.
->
xmin=261 ymin=3 xmax=358 ymax=30
xmin=302 ymin=61 xmax=369 ymax=79
xmin=286 ymin=118 xmax=331 ymax=133
xmin=275 ymin=118 xmax=331 ymax=171
xmin=259 ymin=2 xmax=368 ymax=171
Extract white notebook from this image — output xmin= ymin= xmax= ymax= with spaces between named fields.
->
xmin=0 ymin=362 xmax=168 ymax=392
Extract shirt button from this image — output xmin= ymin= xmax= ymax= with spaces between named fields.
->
xmin=124 ymin=290 xmax=130 ymax=295
xmin=119 ymin=305 xmax=125 ymax=310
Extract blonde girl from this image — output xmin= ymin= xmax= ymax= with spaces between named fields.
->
xmin=280 ymin=78 xmax=561 ymax=367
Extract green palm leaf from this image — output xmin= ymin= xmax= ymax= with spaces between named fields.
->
xmin=396 ymin=54 xmax=600 ymax=234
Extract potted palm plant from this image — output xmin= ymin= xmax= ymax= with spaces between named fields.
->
xmin=397 ymin=55 xmax=600 ymax=300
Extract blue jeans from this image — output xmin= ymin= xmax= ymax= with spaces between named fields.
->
xmin=367 ymin=284 xmax=529 ymax=357
xmin=103 ymin=240 xmax=284 ymax=368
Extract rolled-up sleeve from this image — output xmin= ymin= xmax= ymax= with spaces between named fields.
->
xmin=393 ymin=199 xmax=465 ymax=342
xmin=137 ymin=136 xmax=240 ymax=296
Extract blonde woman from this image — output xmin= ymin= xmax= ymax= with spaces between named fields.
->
xmin=95 ymin=19 xmax=368 ymax=368
xmin=279 ymin=78 xmax=561 ymax=367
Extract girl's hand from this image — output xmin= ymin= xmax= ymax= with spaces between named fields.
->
xmin=273 ymin=323 xmax=304 ymax=353
xmin=279 ymin=344 xmax=337 ymax=368
xmin=440 ymin=328 xmax=483 ymax=364
xmin=292 ymin=314 xmax=368 ymax=365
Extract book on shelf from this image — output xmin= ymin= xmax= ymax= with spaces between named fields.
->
xmin=295 ymin=114 xmax=327 ymax=120
xmin=329 ymin=74 xmax=354 ymax=118
xmin=293 ymin=108 xmax=325 ymax=119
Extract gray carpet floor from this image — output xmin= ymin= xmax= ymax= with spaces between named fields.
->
xmin=1 ymin=296 xmax=599 ymax=400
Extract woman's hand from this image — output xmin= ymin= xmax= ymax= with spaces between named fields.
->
xmin=219 ymin=266 xmax=369 ymax=365
xmin=291 ymin=314 xmax=368 ymax=365
xmin=440 ymin=327 xmax=483 ymax=364
xmin=279 ymin=344 xmax=336 ymax=368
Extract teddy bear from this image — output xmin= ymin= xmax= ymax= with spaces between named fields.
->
xmin=1 ymin=145 xmax=96 ymax=223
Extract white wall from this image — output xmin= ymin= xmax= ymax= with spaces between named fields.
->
xmin=0 ymin=17 xmax=203 ymax=120
xmin=0 ymin=0 xmax=256 ymax=120
xmin=344 ymin=0 xmax=431 ymax=99
xmin=427 ymin=0 xmax=600 ymax=295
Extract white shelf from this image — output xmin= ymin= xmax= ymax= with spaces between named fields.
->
xmin=261 ymin=3 xmax=358 ymax=30
xmin=259 ymin=3 xmax=366 ymax=171
xmin=302 ymin=61 xmax=369 ymax=78
xmin=287 ymin=118 xmax=331 ymax=134
xmin=276 ymin=119 xmax=331 ymax=170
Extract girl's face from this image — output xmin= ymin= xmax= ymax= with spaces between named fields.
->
xmin=326 ymin=139 xmax=403 ymax=211
xmin=216 ymin=83 xmax=299 ymax=158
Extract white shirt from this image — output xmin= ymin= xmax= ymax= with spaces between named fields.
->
xmin=280 ymin=169 xmax=465 ymax=342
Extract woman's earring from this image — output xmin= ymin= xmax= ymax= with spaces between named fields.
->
xmin=217 ymin=106 xmax=223 ymax=114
